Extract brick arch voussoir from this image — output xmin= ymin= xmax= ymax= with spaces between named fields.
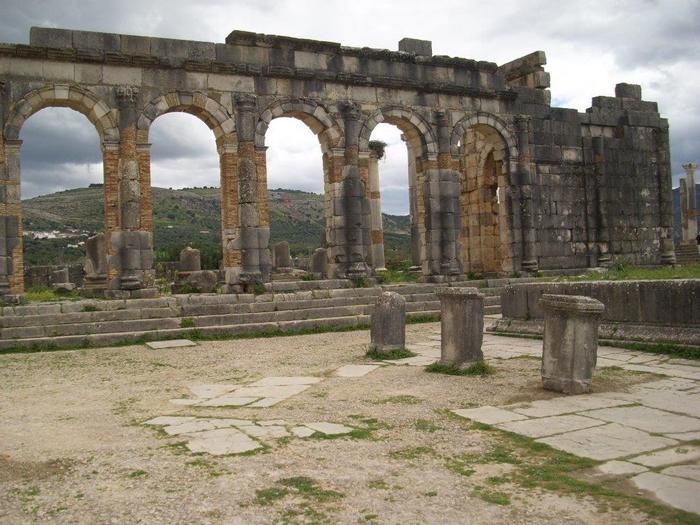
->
xmin=358 ymin=106 xmax=438 ymax=157
xmin=4 ymin=83 xmax=119 ymax=143
xmin=450 ymin=112 xmax=518 ymax=159
xmin=254 ymin=98 xmax=343 ymax=150
xmin=137 ymin=91 xmax=235 ymax=145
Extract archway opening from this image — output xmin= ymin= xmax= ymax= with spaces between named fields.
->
xmin=264 ymin=116 xmax=325 ymax=275
xmin=149 ymin=112 xmax=222 ymax=288
xmin=19 ymin=107 xmax=103 ymax=296
xmin=458 ymin=124 xmax=513 ymax=274
xmin=367 ymin=123 xmax=414 ymax=274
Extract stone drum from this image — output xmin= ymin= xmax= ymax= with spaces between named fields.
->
xmin=437 ymin=287 xmax=484 ymax=367
xmin=539 ymin=294 xmax=605 ymax=394
xmin=369 ymin=291 xmax=406 ymax=354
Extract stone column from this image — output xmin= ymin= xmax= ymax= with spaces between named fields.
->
xmin=219 ymin=141 xmax=241 ymax=291
xmin=0 ymin=139 xmax=23 ymax=298
xmin=539 ymin=294 xmax=605 ymax=394
xmin=234 ymin=93 xmax=267 ymax=287
xmin=435 ymin=111 xmax=461 ymax=277
xmin=514 ymin=115 xmax=539 ymax=273
xmin=110 ymin=85 xmax=155 ymax=297
xmin=681 ymin=162 xmax=698 ymax=244
xmin=325 ymin=148 xmax=345 ymax=278
xmin=368 ymin=140 xmax=386 ymax=270
xmin=437 ymin=287 xmax=484 ymax=367
xmin=369 ymin=291 xmax=406 ymax=354
xmin=592 ymin=136 xmax=612 ymax=267
xmin=656 ymin=126 xmax=676 ymax=264
xmin=341 ymin=102 xmax=369 ymax=279
xmin=402 ymin=135 xmax=421 ymax=267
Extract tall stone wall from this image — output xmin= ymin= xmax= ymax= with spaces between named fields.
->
xmin=0 ymin=27 xmax=675 ymax=300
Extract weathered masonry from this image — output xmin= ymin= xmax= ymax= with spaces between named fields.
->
xmin=0 ymin=27 xmax=675 ymax=299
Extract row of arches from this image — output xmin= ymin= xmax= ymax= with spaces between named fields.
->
xmin=2 ymin=83 xmax=524 ymax=295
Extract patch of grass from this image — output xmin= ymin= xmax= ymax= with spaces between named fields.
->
xmin=24 ymin=286 xmax=81 ymax=302
xmin=127 ymin=470 xmax=148 ymax=478
xmin=82 ymin=305 xmax=98 ymax=312
xmin=186 ymin=458 xmax=225 ymax=477
xmin=252 ymin=282 xmax=267 ymax=295
xmin=375 ymin=395 xmax=421 ymax=405
xmin=301 ymin=273 xmax=315 ymax=281
xmin=389 ymin=446 xmax=436 ymax=461
xmin=278 ymin=476 xmax=344 ymax=503
xmin=255 ymin=487 xmax=289 ymax=505
xmin=599 ymin=340 xmax=700 ymax=361
xmin=375 ymin=268 xmax=419 ymax=284
xmin=407 ymin=313 xmax=440 ymax=324
xmin=424 ymin=491 xmax=438 ymax=497
xmin=414 ymin=419 xmax=441 ymax=433
xmin=367 ymin=480 xmax=390 ymax=490
xmin=365 ymin=347 xmax=416 ymax=360
xmin=180 ymin=317 xmax=195 ymax=328
xmin=472 ymin=486 xmax=511 ymax=505
xmin=426 ymin=360 xmax=495 ymax=377
xmin=550 ymin=262 xmax=700 ymax=282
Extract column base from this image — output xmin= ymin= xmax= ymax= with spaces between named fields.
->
xmin=521 ymin=259 xmax=539 ymax=273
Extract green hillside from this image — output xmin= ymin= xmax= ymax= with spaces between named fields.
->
xmin=22 ymin=186 xmax=411 ymax=268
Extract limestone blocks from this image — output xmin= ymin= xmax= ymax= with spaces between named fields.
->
xmin=369 ymin=291 xmax=406 ymax=354
xmin=311 ymin=248 xmax=327 ymax=278
xmin=81 ymin=233 xmax=108 ymax=297
xmin=50 ymin=267 xmax=75 ymax=293
xmin=539 ymin=294 xmax=605 ymax=394
xmin=173 ymin=247 xmax=217 ymax=294
xmin=272 ymin=241 xmax=291 ymax=271
xmin=437 ymin=287 xmax=484 ymax=367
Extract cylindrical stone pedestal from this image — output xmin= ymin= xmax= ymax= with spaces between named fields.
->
xmin=539 ymin=294 xmax=605 ymax=394
xmin=369 ymin=291 xmax=406 ymax=353
xmin=437 ymin=287 xmax=484 ymax=367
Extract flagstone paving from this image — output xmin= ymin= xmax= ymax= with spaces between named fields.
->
xmin=144 ymin=416 xmax=354 ymax=455
xmin=449 ymin=330 xmax=700 ymax=517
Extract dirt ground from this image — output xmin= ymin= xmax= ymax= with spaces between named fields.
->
xmin=0 ymin=323 xmax=663 ymax=524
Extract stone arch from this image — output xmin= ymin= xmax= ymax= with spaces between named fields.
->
xmin=254 ymin=98 xmax=343 ymax=152
xmin=450 ymin=112 xmax=518 ymax=160
xmin=137 ymin=91 xmax=236 ymax=145
xmin=454 ymin=115 xmax=517 ymax=274
xmin=4 ymin=83 xmax=119 ymax=143
xmin=358 ymin=106 xmax=438 ymax=157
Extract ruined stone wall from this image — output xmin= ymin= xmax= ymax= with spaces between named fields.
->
xmin=0 ymin=27 xmax=675 ymax=299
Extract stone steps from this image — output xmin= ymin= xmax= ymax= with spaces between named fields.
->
xmin=0 ymin=279 xmax=506 ymax=350
xmin=675 ymin=244 xmax=700 ymax=264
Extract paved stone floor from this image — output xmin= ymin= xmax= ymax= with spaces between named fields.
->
xmin=2 ymin=322 xmax=700 ymax=523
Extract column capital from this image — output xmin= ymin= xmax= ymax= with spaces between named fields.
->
xmin=135 ymin=143 xmax=152 ymax=153
xmin=4 ymin=139 xmax=23 ymax=150
xmin=102 ymin=141 xmax=120 ymax=152
xmin=341 ymin=101 xmax=362 ymax=121
xmin=368 ymin=140 xmax=386 ymax=159
xmin=235 ymin=93 xmax=257 ymax=111
xmin=434 ymin=110 xmax=448 ymax=127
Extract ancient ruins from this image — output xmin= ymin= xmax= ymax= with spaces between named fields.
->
xmin=0 ymin=27 xmax=676 ymax=301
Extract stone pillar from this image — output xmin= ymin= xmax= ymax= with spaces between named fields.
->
xmin=656 ymin=126 xmax=676 ymax=264
xmin=592 ymin=136 xmax=612 ymax=267
xmin=402 ymin=135 xmax=421 ymax=267
xmin=514 ymin=115 xmax=539 ymax=273
xmin=81 ymin=232 xmax=108 ymax=297
xmin=368 ymin=140 xmax=386 ymax=270
xmin=369 ymin=291 xmax=406 ymax=354
xmin=539 ymin=294 xmax=605 ymax=394
xmin=681 ymin=162 xmax=698 ymax=244
xmin=273 ymin=241 xmax=291 ymax=270
xmin=341 ymin=102 xmax=369 ymax=279
xmin=179 ymin=246 xmax=201 ymax=272
xmin=311 ymin=247 xmax=327 ymax=278
xmin=110 ymin=85 xmax=156 ymax=297
xmin=219 ymin=142 xmax=241 ymax=291
xmin=234 ymin=93 xmax=268 ymax=288
xmin=0 ymin=139 xmax=23 ymax=298
xmin=437 ymin=287 xmax=484 ymax=367
xmin=435 ymin=110 xmax=461 ymax=277
xmin=325 ymin=148 xmax=345 ymax=278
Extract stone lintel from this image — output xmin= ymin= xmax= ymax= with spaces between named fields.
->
xmin=437 ymin=286 xmax=483 ymax=299
xmin=398 ymin=38 xmax=432 ymax=57
xmin=540 ymin=294 xmax=605 ymax=315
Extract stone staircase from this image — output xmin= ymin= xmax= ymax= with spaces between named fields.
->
xmin=675 ymin=243 xmax=700 ymax=265
xmin=0 ymin=277 xmax=533 ymax=351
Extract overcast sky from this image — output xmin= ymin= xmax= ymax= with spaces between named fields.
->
xmin=3 ymin=0 xmax=699 ymax=214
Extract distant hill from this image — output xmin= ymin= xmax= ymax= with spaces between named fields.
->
xmin=22 ymin=186 xmax=411 ymax=268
